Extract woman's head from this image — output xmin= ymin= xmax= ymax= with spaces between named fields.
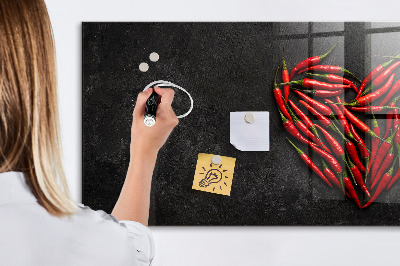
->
xmin=0 ymin=0 xmax=76 ymax=216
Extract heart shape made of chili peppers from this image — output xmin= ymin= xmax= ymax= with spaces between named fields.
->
xmin=275 ymin=45 xmax=400 ymax=209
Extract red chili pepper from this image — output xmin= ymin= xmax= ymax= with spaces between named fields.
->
xmin=388 ymin=98 xmax=400 ymax=135
xmin=371 ymin=145 xmax=394 ymax=189
xmin=325 ymin=98 xmax=353 ymax=139
xmin=294 ymin=90 xmax=334 ymax=117
xmin=363 ymin=167 xmax=393 ymax=208
xmin=299 ymin=100 xmax=332 ymax=128
xmin=287 ymin=138 xmax=332 ymax=187
xmin=360 ymin=63 xmax=400 ymax=98
xmin=346 ymin=154 xmax=370 ymax=197
xmin=346 ymin=140 xmax=366 ymax=173
xmin=289 ymin=100 xmax=313 ymax=129
xmin=298 ymin=65 xmax=360 ymax=83
xmin=341 ymin=104 xmax=380 ymax=139
xmin=293 ymin=118 xmax=319 ymax=144
xmin=349 ymin=123 xmax=369 ymax=161
xmin=387 ymin=168 xmax=400 ymax=190
xmin=372 ymin=61 xmax=400 ymax=87
xmin=370 ymin=129 xmax=397 ymax=184
xmin=321 ymin=159 xmax=341 ymax=189
xmin=347 ymin=106 xmax=400 ymax=113
xmin=314 ymin=124 xmax=344 ymax=158
xmin=394 ymin=109 xmax=400 ymax=133
xmin=379 ymin=79 xmax=400 ymax=106
xmin=306 ymin=73 xmax=358 ymax=93
xmin=359 ymin=84 xmax=373 ymax=98
xmin=310 ymin=144 xmax=342 ymax=173
xmin=279 ymin=110 xmax=314 ymax=146
xmin=356 ymin=57 xmax=398 ymax=99
xmin=386 ymin=153 xmax=400 ymax=190
xmin=366 ymin=115 xmax=381 ymax=177
xmin=344 ymin=176 xmax=361 ymax=209
xmin=396 ymin=116 xmax=400 ymax=145
xmin=327 ymin=98 xmax=368 ymax=153
xmin=285 ymin=103 xmax=323 ymax=148
xmin=289 ymin=42 xmax=338 ymax=80
xmin=288 ymin=100 xmax=330 ymax=153
xmin=300 ymin=89 xmax=343 ymax=97
xmin=348 ymin=73 xmax=395 ymax=106
xmin=273 ymin=68 xmax=292 ymax=121
xmin=283 ymin=78 xmax=351 ymax=91
xmin=383 ymin=107 xmax=394 ymax=140
xmin=282 ymin=49 xmax=290 ymax=103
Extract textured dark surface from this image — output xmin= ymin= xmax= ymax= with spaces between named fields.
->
xmin=83 ymin=22 xmax=400 ymax=225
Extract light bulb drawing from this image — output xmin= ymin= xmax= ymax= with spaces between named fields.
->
xmin=198 ymin=163 xmax=229 ymax=191
xmin=192 ymin=153 xmax=236 ymax=196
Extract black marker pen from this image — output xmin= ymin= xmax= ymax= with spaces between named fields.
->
xmin=144 ymin=88 xmax=159 ymax=127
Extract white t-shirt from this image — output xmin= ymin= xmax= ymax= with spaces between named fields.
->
xmin=0 ymin=171 xmax=155 ymax=266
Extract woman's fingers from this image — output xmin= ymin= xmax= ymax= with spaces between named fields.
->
xmin=133 ymin=88 xmax=152 ymax=118
xmin=155 ymin=87 xmax=175 ymax=116
xmin=154 ymin=87 xmax=178 ymax=124
xmin=154 ymin=86 xmax=175 ymax=106
xmin=133 ymin=87 xmax=178 ymax=127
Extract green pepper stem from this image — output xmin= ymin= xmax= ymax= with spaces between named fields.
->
xmin=368 ymin=130 xmax=383 ymax=141
xmin=279 ymin=80 xmax=303 ymax=86
xmin=279 ymin=109 xmax=288 ymax=124
xmin=273 ymin=66 xmax=280 ymax=88
xmin=381 ymin=53 xmax=400 ymax=68
xmin=360 ymin=84 xmax=374 ymax=97
xmin=340 ymin=169 xmax=347 ymax=195
xmin=298 ymin=89 xmax=313 ymax=92
xmin=386 ymin=166 xmax=394 ymax=176
xmin=305 ymin=73 xmax=328 ymax=79
xmin=342 ymin=68 xmax=362 ymax=83
xmin=333 ymin=102 xmax=358 ymax=107
xmin=321 ymin=159 xmax=328 ymax=170
xmin=284 ymin=102 xmax=299 ymax=123
xmin=345 ymin=153 xmax=358 ymax=185
xmin=319 ymin=41 xmax=339 ymax=61
xmin=383 ymin=106 xmax=400 ymax=110
xmin=370 ymin=105 xmax=378 ymax=128
xmin=391 ymin=95 xmax=400 ymax=105
xmin=364 ymin=156 xmax=370 ymax=183
xmin=384 ymin=123 xmax=400 ymax=145
xmin=282 ymin=48 xmax=288 ymax=71
xmin=286 ymin=138 xmax=304 ymax=156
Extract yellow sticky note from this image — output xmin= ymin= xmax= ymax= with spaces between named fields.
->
xmin=192 ymin=153 xmax=236 ymax=196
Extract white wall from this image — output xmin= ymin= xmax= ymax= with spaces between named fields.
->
xmin=45 ymin=0 xmax=400 ymax=265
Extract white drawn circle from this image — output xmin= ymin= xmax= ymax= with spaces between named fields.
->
xmin=139 ymin=62 xmax=149 ymax=72
xmin=149 ymin=52 xmax=159 ymax=62
xmin=142 ymin=80 xmax=194 ymax=119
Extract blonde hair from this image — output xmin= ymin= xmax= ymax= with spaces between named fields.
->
xmin=0 ymin=0 xmax=77 ymax=216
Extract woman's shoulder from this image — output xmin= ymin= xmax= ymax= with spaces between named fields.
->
xmin=0 ymin=200 xmax=150 ymax=265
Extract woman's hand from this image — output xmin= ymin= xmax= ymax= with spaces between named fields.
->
xmin=130 ymin=87 xmax=179 ymax=158
xmin=112 ymin=87 xmax=178 ymax=224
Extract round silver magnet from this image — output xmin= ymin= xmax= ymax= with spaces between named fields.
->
xmin=139 ymin=62 xmax=149 ymax=72
xmin=211 ymin=155 xmax=222 ymax=165
xmin=244 ymin=112 xmax=255 ymax=124
xmin=149 ymin=52 xmax=159 ymax=62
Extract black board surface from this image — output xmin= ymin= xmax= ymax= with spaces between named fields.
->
xmin=83 ymin=22 xmax=400 ymax=225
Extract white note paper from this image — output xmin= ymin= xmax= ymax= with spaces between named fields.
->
xmin=230 ymin=111 xmax=269 ymax=151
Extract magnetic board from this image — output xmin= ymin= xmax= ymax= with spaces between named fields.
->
xmin=83 ymin=22 xmax=400 ymax=225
